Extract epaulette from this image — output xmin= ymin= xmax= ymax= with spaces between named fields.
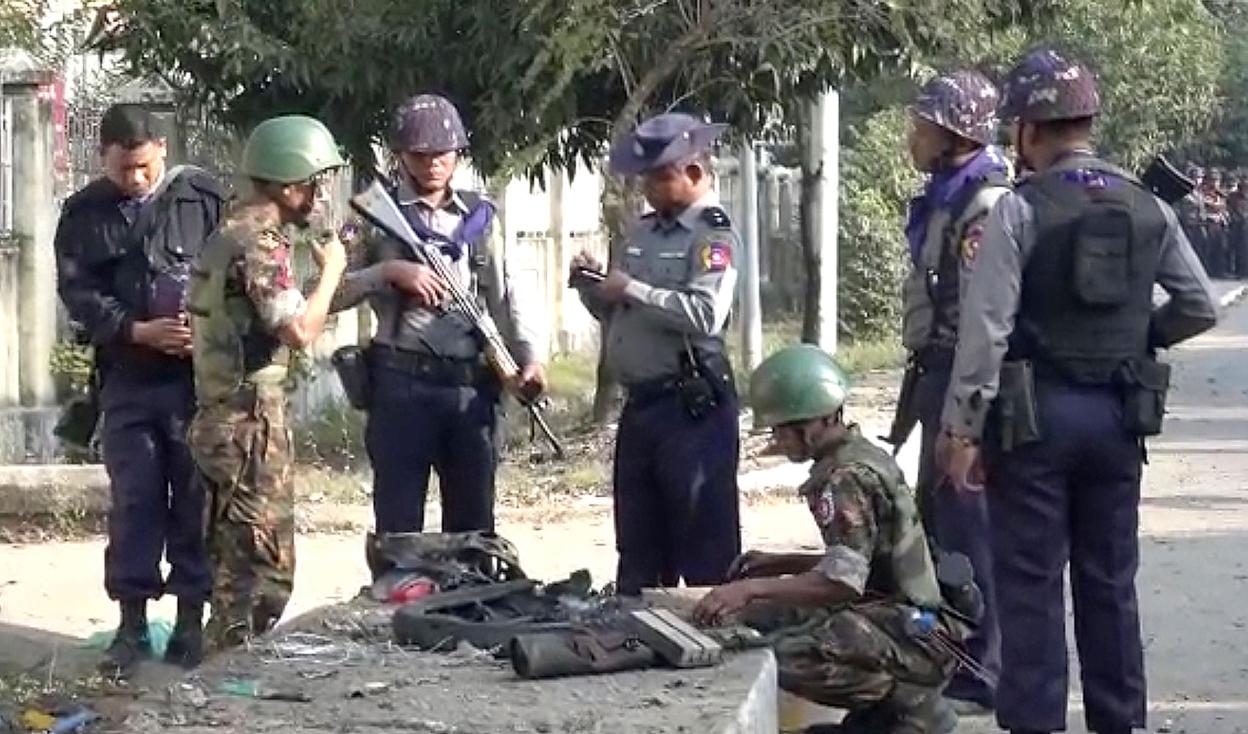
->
xmin=700 ymin=206 xmax=732 ymax=230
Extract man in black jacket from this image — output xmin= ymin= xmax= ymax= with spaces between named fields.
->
xmin=55 ymin=104 xmax=225 ymax=674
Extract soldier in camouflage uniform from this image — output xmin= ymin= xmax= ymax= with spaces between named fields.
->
xmin=1200 ymin=168 xmax=1230 ymax=277
xmin=694 ymin=345 xmax=961 ymax=734
xmin=187 ymin=116 xmax=348 ymax=651
xmin=1178 ymin=166 xmax=1206 ymax=268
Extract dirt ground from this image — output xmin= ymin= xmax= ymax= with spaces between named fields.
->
xmin=3 ymin=298 xmax=1248 ymax=732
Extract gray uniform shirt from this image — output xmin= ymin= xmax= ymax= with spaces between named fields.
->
xmin=942 ymin=163 xmax=1219 ymax=438
xmin=332 ymin=180 xmax=546 ymax=365
xmin=578 ymin=190 xmax=739 ymax=385
xmin=901 ymin=184 xmax=1010 ymax=352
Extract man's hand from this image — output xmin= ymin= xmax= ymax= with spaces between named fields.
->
xmin=726 ymin=551 xmax=780 ymax=580
xmin=131 ymin=317 xmax=192 ymax=357
xmin=383 ymin=261 xmax=448 ymax=308
xmin=510 ymin=362 xmax=547 ymax=403
xmin=936 ymin=431 xmax=985 ymax=492
xmin=692 ymin=581 xmax=758 ymax=626
xmin=598 ymin=268 xmax=632 ymax=303
xmin=570 ymin=250 xmax=604 ymax=275
xmin=309 ymin=233 xmax=347 ymax=275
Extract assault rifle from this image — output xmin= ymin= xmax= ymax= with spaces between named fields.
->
xmin=351 ymin=182 xmax=564 ymax=458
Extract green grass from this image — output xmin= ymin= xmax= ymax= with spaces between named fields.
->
xmin=544 ymin=351 xmax=599 ymax=402
xmin=835 ymin=339 xmax=906 ymax=375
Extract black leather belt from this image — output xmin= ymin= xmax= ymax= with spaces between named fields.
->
xmin=368 ymin=345 xmax=491 ymax=387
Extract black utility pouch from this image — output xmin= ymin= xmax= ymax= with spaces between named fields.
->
xmin=996 ymin=360 xmax=1043 ymax=452
xmin=676 ymin=348 xmax=719 ymax=421
xmin=1072 ymin=207 xmax=1133 ymax=307
xmin=1117 ymin=358 xmax=1170 ymax=436
xmin=332 ymin=345 xmax=372 ymax=410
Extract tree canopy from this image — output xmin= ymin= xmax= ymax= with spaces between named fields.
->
xmin=96 ymin=0 xmax=1055 ymax=178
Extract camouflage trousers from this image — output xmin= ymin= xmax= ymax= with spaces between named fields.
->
xmin=750 ymin=601 xmax=954 ymax=711
xmin=189 ymin=394 xmax=296 ymax=653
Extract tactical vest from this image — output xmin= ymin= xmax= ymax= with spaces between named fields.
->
xmin=827 ymin=434 xmax=942 ymax=609
xmin=902 ymin=174 xmax=1010 ymax=354
xmin=187 ymin=228 xmax=290 ymax=404
xmin=1010 ymin=155 xmax=1166 ymax=384
xmin=929 ymin=174 xmax=1011 ymax=350
xmin=391 ymin=190 xmax=498 ymax=354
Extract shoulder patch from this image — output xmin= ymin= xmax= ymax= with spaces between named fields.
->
xmin=808 ymin=493 xmax=834 ymax=526
xmin=700 ymin=206 xmax=732 ymax=230
xmin=699 ymin=238 xmax=733 ymax=272
xmin=960 ymin=222 xmax=986 ymax=269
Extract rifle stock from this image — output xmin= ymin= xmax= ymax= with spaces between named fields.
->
xmin=350 ymin=182 xmax=564 ymax=458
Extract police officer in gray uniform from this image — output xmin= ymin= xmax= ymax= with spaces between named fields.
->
xmin=938 ymin=49 xmax=1218 ymax=734
xmin=331 ymin=94 xmax=546 ymax=535
xmin=895 ymin=69 xmax=1011 ymax=714
xmin=572 ymin=113 xmax=741 ymax=596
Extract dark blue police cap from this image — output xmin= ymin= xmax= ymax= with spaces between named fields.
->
xmin=609 ymin=113 xmax=727 ymax=175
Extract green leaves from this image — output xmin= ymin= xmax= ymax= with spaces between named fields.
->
xmin=102 ymin=0 xmax=1047 ymax=180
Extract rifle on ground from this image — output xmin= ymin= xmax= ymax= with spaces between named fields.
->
xmin=350 ymin=181 xmax=564 ymax=458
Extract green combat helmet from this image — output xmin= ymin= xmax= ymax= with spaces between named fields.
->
xmin=241 ymin=115 xmax=346 ymax=184
xmin=749 ymin=344 xmax=852 ymax=429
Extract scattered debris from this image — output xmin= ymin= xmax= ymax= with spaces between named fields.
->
xmin=219 ymin=679 xmax=310 ymax=703
xmin=20 ymin=709 xmax=56 ymax=731
xmin=347 ymin=681 xmax=391 ymax=699
xmin=48 ymin=708 xmax=98 ymax=734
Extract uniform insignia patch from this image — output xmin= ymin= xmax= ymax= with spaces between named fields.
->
xmin=960 ymin=223 xmax=985 ymax=269
xmin=809 ymin=494 xmax=834 ymax=526
xmin=700 ymin=206 xmax=732 ymax=230
xmin=700 ymin=241 xmax=732 ymax=271
xmin=272 ymin=244 xmax=294 ymax=290
xmin=339 ymin=220 xmax=361 ymax=245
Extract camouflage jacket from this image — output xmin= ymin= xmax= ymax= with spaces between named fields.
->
xmin=799 ymin=426 xmax=942 ymax=609
xmin=188 ymin=204 xmax=306 ymax=405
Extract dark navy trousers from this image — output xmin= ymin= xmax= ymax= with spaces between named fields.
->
xmin=100 ymin=370 xmax=209 ymax=603
xmin=986 ymin=380 xmax=1146 ymax=734
xmin=366 ymin=365 xmax=500 ymax=534
xmin=915 ymin=363 xmax=1001 ymax=708
xmin=613 ymin=391 xmax=741 ymax=596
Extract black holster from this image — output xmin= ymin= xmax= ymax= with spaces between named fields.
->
xmin=994 ymin=360 xmax=1042 ymax=452
xmin=1115 ymin=357 xmax=1170 ymax=436
xmin=883 ymin=357 xmax=922 ymax=452
xmin=676 ymin=348 xmax=734 ymax=420
xmin=332 ymin=345 xmax=371 ymax=410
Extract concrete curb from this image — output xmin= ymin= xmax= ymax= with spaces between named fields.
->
xmin=1219 ymin=284 xmax=1247 ymax=309
xmin=0 ymin=464 xmax=109 ymax=517
xmin=724 ymin=648 xmax=779 ymax=734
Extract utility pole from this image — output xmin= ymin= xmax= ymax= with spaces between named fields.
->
xmin=806 ymin=90 xmax=839 ymax=354
xmin=738 ymin=141 xmax=763 ymax=370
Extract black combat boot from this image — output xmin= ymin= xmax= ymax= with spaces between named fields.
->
xmin=100 ymin=599 xmax=150 ymax=677
xmin=887 ymin=683 xmax=958 ymax=734
xmin=164 ymin=598 xmax=205 ymax=669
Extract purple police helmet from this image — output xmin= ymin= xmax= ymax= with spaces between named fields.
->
xmin=1000 ymin=48 xmax=1100 ymax=123
xmin=911 ymin=70 xmax=1000 ymax=146
xmin=390 ymin=94 xmax=469 ymax=153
